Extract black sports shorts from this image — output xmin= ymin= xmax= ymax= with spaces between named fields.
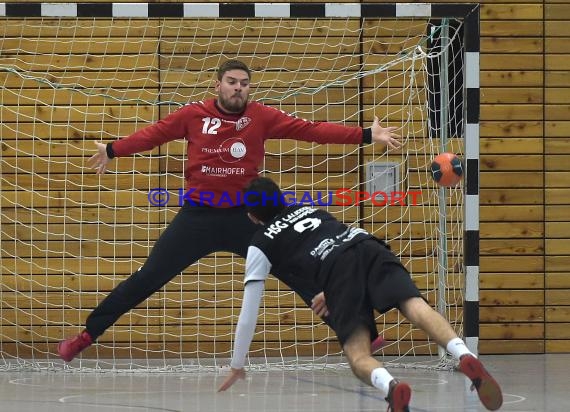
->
xmin=323 ymin=238 xmax=422 ymax=347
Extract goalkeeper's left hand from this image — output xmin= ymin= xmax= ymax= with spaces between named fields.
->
xmin=370 ymin=116 xmax=401 ymax=150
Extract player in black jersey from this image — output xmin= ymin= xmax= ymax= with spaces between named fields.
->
xmin=218 ymin=177 xmax=503 ymax=412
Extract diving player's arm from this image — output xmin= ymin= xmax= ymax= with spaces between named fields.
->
xmin=218 ymin=246 xmax=271 ymax=392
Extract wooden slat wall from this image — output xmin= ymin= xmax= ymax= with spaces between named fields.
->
xmin=1 ymin=0 xmax=569 ymax=358
xmin=478 ymin=0 xmax=568 ymax=354
xmin=544 ymin=0 xmax=570 ymax=353
xmin=478 ymin=1 xmax=547 ymax=354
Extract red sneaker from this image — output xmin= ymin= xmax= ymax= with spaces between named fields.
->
xmin=371 ymin=335 xmax=387 ymax=353
xmin=385 ymin=379 xmax=411 ymax=412
xmin=58 ymin=330 xmax=93 ymax=362
xmin=459 ymin=354 xmax=503 ymax=411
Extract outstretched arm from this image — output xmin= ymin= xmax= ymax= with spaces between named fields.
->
xmin=218 ymin=279 xmax=265 ymax=392
xmin=265 ymin=107 xmax=402 ymax=149
xmin=86 ymin=106 xmax=190 ymax=175
xmin=263 ymin=105 xmax=401 ymax=148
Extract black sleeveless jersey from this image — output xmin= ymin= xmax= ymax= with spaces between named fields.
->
xmin=244 ymin=205 xmax=373 ymax=287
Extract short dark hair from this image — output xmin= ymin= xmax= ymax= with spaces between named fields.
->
xmin=244 ymin=177 xmax=286 ymax=223
xmin=217 ymin=59 xmax=251 ymax=81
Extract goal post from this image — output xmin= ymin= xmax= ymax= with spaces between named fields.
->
xmin=0 ymin=2 xmax=480 ymax=371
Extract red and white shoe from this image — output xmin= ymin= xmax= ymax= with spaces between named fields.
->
xmin=58 ymin=330 xmax=93 ymax=362
xmin=459 ymin=354 xmax=503 ymax=411
xmin=385 ymin=379 xmax=411 ymax=412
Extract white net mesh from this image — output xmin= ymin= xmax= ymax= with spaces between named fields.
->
xmin=0 ymin=14 xmax=466 ymax=371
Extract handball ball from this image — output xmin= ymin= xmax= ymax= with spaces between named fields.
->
xmin=430 ymin=152 xmax=463 ymax=187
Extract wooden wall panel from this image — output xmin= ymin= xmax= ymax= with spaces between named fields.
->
xmin=545 ymin=0 xmax=570 ymax=353
xmin=478 ymin=1 xmax=546 ymax=354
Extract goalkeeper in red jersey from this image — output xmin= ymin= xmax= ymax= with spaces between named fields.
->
xmin=58 ymin=59 xmax=398 ymax=362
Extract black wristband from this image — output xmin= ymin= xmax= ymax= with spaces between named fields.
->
xmin=106 ymin=142 xmax=115 ymax=159
xmin=361 ymin=128 xmax=372 ymax=144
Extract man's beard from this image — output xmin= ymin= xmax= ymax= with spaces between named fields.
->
xmin=219 ymin=94 xmax=247 ymax=113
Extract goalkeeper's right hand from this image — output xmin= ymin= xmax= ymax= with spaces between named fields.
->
xmin=87 ymin=140 xmax=111 ymax=175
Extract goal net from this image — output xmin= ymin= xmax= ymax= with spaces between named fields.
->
xmin=0 ymin=3 xmax=480 ymax=371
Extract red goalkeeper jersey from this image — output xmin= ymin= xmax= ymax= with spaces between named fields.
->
xmin=111 ymin=99 xmax=369 ymax=207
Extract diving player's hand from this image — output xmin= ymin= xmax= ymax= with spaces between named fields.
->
xmin=218 ymin=367 xmax=246 ymax=392
xmin=311 ymin=292 xmax=329 ymax=318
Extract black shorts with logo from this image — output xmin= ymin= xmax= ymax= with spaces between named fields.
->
xmin=323 ymin=238 xmax=422 ymax=346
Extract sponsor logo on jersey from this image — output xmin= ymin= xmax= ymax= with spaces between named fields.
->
xmin=219 ymin=137 xmax=247 ymax=163
xmin=309 ymin=227 xmax=368 ymax=260
xmin=201 ymin=147 xmax=230 ymax=154
xmin=201 ymin=137 xmax=247 ymax=163
xmin=236 ymin=116 xmax=251 ymax=131
xmin=229 ymin=141 xmax=246 ymax=159
xmin=200 ymin=165 xmax=246 ymax=177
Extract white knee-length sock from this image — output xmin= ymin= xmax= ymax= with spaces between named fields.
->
xmin=446 ymin=337 xmax=475 ymax=359
xmin=370 ymin=367 xmax=394 ymax=398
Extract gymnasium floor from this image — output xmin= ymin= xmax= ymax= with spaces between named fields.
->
xmin=0 ymin=354 xmax=566 ymax=412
